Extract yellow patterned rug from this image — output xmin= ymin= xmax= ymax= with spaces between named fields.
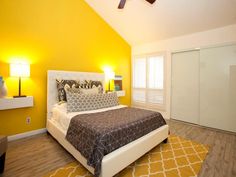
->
xmin=44 ymin=135 xmax=209 ymax=177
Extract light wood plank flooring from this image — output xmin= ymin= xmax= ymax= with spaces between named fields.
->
xmin=2 ymin=119 xmax=236 ymax=177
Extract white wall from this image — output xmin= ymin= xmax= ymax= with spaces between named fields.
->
xmin=132 ymin=24 xmax=236 ymax=119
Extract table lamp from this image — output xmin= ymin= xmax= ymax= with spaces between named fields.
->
xmin=10 ymin=63 xmax=30 ymax=98
xmin=104 ymin=69 xmax=115 ymax=92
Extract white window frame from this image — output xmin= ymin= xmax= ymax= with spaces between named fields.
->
xmin=132 ymin=52 xmax=166 ymax=111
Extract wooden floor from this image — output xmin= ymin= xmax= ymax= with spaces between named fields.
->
xmin=169 ymin=120 xmax=236 ymax=177
xmin=2 ymin=119 xmax=236 ymax=177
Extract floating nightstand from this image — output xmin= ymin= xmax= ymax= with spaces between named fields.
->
xmin=0 ymin=96 xmax=33 ymax=110
xmin=116 ymin=90 xmax=125 ymax=97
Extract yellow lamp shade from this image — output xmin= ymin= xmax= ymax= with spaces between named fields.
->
xmin=10 ymin=63 xmax=30 ymax=77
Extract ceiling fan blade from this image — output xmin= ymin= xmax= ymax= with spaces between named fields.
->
xmin=118 ymin=0 xmax=126 ymax=9
xmin=118 ymin=0 xmax=156 ymax=9
xmin=145 ymin=0 xmax=156 ymax=4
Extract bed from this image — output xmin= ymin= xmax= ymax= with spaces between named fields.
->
xmin=46 ymin=70 xmax=169 ymax=177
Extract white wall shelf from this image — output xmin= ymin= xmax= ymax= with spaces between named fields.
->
xmin=0 ymin=96 xmax=34 ymax=110
xmin=116 ymin=90 xmax=125 ymax=97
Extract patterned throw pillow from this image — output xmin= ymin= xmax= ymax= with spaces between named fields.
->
xmin=66 ymin=92 xmax=119 ymax=112
xmin=56 ymin=79 xmax=79 ymax=102
xmin=90 ymin=80 xmax=103 ymax=93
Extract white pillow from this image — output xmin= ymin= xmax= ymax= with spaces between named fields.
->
xmin=80 ymin=87 xmax=100 ymax=94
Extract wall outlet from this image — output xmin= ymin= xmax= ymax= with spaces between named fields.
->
xmin=26 ymin=117 xmax=31 ymax=124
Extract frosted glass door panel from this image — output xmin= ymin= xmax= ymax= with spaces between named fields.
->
xmin=200 ymin=45 xmax=236 ymax=132
xmin=171 ymin=51 xmax=200 ymax=124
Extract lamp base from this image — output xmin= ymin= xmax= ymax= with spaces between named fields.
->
xmin=13 ymin=95 xmax=26 ymax=98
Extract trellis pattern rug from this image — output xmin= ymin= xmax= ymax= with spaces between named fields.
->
xmin=44 ymin=135 xmax=209 ymax=177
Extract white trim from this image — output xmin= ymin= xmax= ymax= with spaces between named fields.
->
xmin=171 ymin=41 xmax=236 ymax=54
xmin=8 ymin=128 xmax=47 ymax=142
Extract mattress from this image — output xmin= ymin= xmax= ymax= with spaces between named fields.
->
xmin=66 ymin=107 xmax=166 ymax=176
xmin=51 ymin=103 xmax=127 ymax=131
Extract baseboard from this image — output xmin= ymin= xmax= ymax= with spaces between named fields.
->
xmin=170 ymin=119 xmax=236 ymax=135
xmin=8 ymin=128 xmax=47 ymax=142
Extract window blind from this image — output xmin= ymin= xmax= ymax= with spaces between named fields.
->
xmin=132 ymin=54 xmax=165 ymax=109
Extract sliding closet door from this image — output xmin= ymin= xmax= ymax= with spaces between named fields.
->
xmin=200 ymin=44 xmax=236 ymax=132
xmin=171 ymin=50 xmax=200 ymax=124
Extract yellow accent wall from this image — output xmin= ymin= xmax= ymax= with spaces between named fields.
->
xmin=0 ymin=0 xmax=131 ymax=136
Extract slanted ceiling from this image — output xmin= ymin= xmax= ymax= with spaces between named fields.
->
xmin=85 ymin=0 xmax=236 ymax=45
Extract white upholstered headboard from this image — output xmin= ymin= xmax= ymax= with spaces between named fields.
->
xmin=47 ymin=70 xmax=105 ymax=119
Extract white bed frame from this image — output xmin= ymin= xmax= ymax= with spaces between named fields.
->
xmin=46 ymin=70 xmax=169 ymax=177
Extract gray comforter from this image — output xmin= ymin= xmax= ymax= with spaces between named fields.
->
xmin=66 ymin=107 xmax=166 ymax=176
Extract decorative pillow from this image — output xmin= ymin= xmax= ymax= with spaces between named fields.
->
xmin=66 ymin=92 xmax=119 ymax=112
xmin=66 ymin=88 xmax=81 ymax=94
xmin=56 ymin=79 xmax=79 ymax=102
xmin=78 ymin=80 xmax=103 ymax=93
xmin=77 ymin=80 xmax=91 ymax=89
xmin=80 ymin=87 xmax=100 ymax=94
xmin=90 ymin=80 xmax=103 ymax=93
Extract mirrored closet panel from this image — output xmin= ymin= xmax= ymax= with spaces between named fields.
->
xmin=200 ymin=45 xmax=236 ymax=132
xmin=171 ymin=44 xmax=236 ymax=132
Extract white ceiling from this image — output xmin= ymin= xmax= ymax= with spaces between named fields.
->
xmin=85 ymin=0 xmax=236 ymax=46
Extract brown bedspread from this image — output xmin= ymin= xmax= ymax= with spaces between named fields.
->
xmin=66 ymin=107 xmax=166 ymax=176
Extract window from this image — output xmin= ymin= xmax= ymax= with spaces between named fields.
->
xmin=133 ymin=58 xmax=146 ymax=88
xmin=132 ymin=53 xmax=165 ymax=110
